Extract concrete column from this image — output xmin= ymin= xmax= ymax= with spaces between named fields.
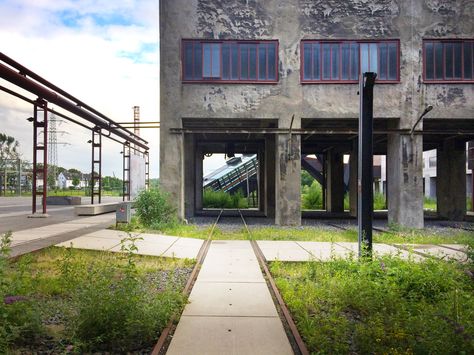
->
xmin=275 ymin=134 xmax=301 ymax=226
xmin=387 ymin=134 xmax=424 ymax=228
xmin=326 ymin=149 xmax=344 ymax=213
xmin=437 ymin=140 xmax=466 ymax=221
xmin=265 ymin=136 xmax=276 ymax=218
xmin=349 ymin=142 xmax=358 ymax=217
xmin=183 ymin=134 xmax=196 ymax=219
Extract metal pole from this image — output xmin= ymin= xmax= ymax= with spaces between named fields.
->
xmin=358 ymin=72 xmax=376 ymax=258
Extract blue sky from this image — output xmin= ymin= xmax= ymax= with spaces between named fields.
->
xmin=0 ymin=0 xmax=160 ymax=178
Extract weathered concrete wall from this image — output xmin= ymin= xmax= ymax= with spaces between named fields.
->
xmin=160 ymin=0 xmax=474 ymax=225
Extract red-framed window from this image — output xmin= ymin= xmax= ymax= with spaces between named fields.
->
xmin=301 ymin=40 xmax=399 ymax=83
xmin=423 ymin=39 xmax=474 ymax=82
xmin=182 ymin=40 xmax=278 ymax=83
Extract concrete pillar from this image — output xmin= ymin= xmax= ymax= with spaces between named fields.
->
xmin=437 ymin=140 xmax=466 ymax=221
xmin=183 ymin=134 xmax=196 ymax=219
xmin=275 ymin=134 xmax=301 ymax=225
xmin=349 ymin=143 xmax=358 ymax=217
xmin=264 ymin=136 xmax=276 ymax=218
xmin=326 ymin=149 xmax=344 ymax=213
xmin=387 ymin=134 xmax=424 ymax=228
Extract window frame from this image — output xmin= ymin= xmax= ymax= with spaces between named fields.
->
xmin=300 ymin=39 xmax=400 ymax=84
xmin=181 ymin=39 xmax=279 ymax=84
xmin=422 ymin=38 xmax=474 ymax=83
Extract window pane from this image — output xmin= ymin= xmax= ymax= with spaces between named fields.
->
xmin=259 ymin=44 xmax=267 ymax=80
xmin=203 ymin=43 xmax=211 ymax=77
xmin=231 ymin=43 xmax=238 ymax=79
xmin=268 ymin=43 xmax=276 ymax=79
xmin=425 ymin=42 xmax=434 ymax=79
xmin=361 ymin=43 xmax=369 ymax=74
xmin=240 ymin=44 xmax=248 ymax=79
xmin=303 ymin=43 xmax=312 ymax=80
xmin=464 ymin=42 xmax=473 ymax=79
xmin=323 ymin=43 xmax=330 ymax=79
xmin=341 ymin=43 xmax=350 ymax=80
xmin=435 ymin=43 xmax=443 ymax=79
xmin=388 ymin=43 xmax=397 ymax=80
xmin=453 ymin=42 xmax=462 ymax=78
xmin=379 ymin=43 xmax=387 ymax=80
xmin=313 ymin=43 xmax=320 ymax=80
xmin=193 ymin=44 xmax=202 ymax=79
xmin=350 ymin=43 xmax=359 ymax=80
xmin=211 ymin=43 xmax=220 ymax=78
xmin=249 ymin=44 xmax=257 ymax=79
xmin=370 ymin=43 xmax=378 ymax=73
xmin=331 ymin=43 xmax=339 ymax=79
xmin=445 ymin=43 xmax=453 ymax=79
xmin=222 ymin=43 xmax=230 ymax=80
xmin=184 ymin=42 xmax=193 ymax=80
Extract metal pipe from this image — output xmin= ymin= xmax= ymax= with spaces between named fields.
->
xmin=0 ymin=52 xmax=147 ymax=144
xmin=0 ymin=62 xmax=149 ymax=150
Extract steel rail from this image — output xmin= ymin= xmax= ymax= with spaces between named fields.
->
xmin=238 ymin=210 xmax=310 ymax=355
xmin=151 ymin=210 xmax=223 ymax=355
xmin=0 ymin=61 xmax=149 ymax=150
xmin=0 ymin=85 xmax=148 ymax=154
xmin=0 ymin=52 xmax=147 ymax=145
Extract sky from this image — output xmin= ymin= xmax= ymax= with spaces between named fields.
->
xmin=0 ymin=0 xmax=160 ymax=178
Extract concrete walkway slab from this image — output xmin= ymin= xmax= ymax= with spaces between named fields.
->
xmin=56 ymin=236 xmax=121 ymax=251
xmin=167 ymin=240 xmax=293 ymax=355
xmin=297 ymin=241 xmax=353 ymax=261
xmin=257 ymin=240 xmax=312 ymax=261
xmin=183 ymin=281 xmax=278 ymax=317
xmin=399 ymin=244 xmax=469 ymax=262
xmin=166 ymin=316 xmax=293 ymax=355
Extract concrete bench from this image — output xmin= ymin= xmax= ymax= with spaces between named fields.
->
xmin=47 ymin=196 xmax=82 ymax=205
xmin=74 ymin=202 xmax=120 ymax=216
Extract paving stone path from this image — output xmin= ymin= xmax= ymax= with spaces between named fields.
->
xmin=166 ymin=240 xmax=293 ymax=355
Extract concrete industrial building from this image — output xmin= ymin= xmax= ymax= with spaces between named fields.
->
xmin=160 ymin=0 xmax=474 ymax=227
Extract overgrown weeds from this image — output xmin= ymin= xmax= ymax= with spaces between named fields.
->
xmin=271 ymin=256 xmax=474 ymax=354
xmin=203 ymin=188 xmax=249 ymax=209
xmin=134 ymin=187 xmax=178 ymax=229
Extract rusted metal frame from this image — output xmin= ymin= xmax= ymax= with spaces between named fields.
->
xmin=145 ymin=151 xmax=150 ymax=191
xmin=0 ymin=61 xmax=148 ymax=150
xmin=32 ymin=99 xmax=48 ymax=215
xmin=122 ymin=143 xmax=131 ymax=201
xmin=0 ymin=52 xmax=146 ymax=145
xmin=90 ymin=127 xmax=102 ymax=204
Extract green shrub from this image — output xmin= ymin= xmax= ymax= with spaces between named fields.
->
xmin=63 ymin=235 xmax=186 ymax=352
xmin=302 ymin=181 xmax=323 ymax=210
xmin=0 ymin=232 xmax=42 ymax=353
xmin=134 ymin=187 xmax=177 ymax=228
xmin=467 ymin=197 xmax=473 ymax=212
xmin=373 ymin=192 xmax=386 ymax=210
xmin=424 ymin=196 xmax=437 ymax=210
xmin=203 ymin=188 xmax=248 ymax=209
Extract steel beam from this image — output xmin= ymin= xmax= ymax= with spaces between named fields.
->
xmin=32 ymin=99 xmax=48 ymax=215
xmin=122 ymin=143 xmax=131 ymax=201
xmin=358 ymin=72 xmax=376 ymax=258
xmin=90 ymin=127 xmax=102 ymax=204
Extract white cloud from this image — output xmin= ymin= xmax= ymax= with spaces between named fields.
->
xmin=0 ymin=0 xmax=160 ymax=177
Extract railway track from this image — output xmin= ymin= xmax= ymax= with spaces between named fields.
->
xmin=153 ymin=210 xmax=309 ymax=355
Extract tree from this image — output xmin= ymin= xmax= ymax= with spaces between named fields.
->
xmin=0 ymin=133 xmax=22 ymax=195
xmin=72 ymin=177 xmax=80 ymax=188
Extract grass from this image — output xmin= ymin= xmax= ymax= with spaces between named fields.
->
xmin=270 ymin=257 xmax=474 ymax=354
xmin=116 ymin=217 xmax=474 ymax=245
xmin=202 ymin=188 xmax=250 ymax=209
xmin=2 ymin=242 xmax=194 ymax=353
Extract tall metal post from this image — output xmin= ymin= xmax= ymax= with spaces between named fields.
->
xmin=144 ymin=150 xmax=150 ymax=190
xmin=32 ymin=99 xmax=48 ymax=215
xmin=122 ymin=142 xmax=131 ymax=201
xmin=91 ymin=127 xmax=102 ymax=204
xmin=358 ymin=72 xmax=376 ymax=258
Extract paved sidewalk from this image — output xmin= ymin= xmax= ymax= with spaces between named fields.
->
xmin=56 ymin=230 xmax=204 ymax=259
xmin=167 ymin=240 xmax=293 ymax=355
xmin=257 ymin=241 xmax=469 ymax=262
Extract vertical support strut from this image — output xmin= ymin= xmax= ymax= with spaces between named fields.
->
xmin=145 ymin=150 xmax=150 ymax=191
xmin=123 ymin=142 xmax=131 ymax=201
xmin=358 ymin=72 xmax=376 ymax=258
xmin=90 ymin=127 xmax=102 ymax=204
xmin=32 ymin=99 xmax=48 ymax=215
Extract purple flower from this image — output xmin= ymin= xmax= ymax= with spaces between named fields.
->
xmin=3 ymin=295 xmax=27 ymax=304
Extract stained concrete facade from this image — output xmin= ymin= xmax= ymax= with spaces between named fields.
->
xmin=160 ymin=0 xmax=474 ymax=227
